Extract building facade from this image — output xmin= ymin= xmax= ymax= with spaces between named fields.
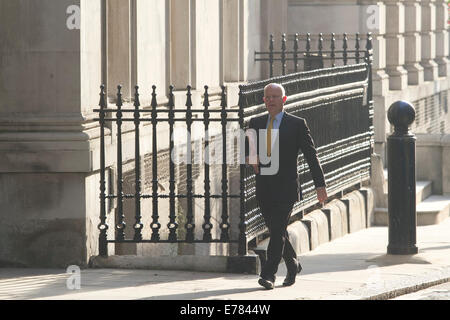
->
xmin=0 ymin=0 xmax=449 ymax=267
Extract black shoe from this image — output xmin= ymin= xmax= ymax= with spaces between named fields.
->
xmin=282 ymin=262 xmax=302 ymax=287
xmin=258 ymin=278 xmax=274 ymax=290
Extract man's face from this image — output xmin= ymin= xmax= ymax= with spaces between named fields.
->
xmin=263 ymin=85 xmax=286 ymax=117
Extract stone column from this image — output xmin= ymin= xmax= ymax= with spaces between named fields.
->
xmin=384 ymin=0 xmax=408 ymax=90
xmin=370 ymin=3 xmax=390 ymax=98
xmin=261 ymin=0 xmax=288 ymax=78
xmin=404 ymin=0 xmax=424 ymax=85
xmin=355 ymin=1 xmax=389 ymax=96
xmin=221 ymin=0 xmax=245 ymax=107
xmin=0 ymin=0 xmax=105 ymax=267
xmin=135 ymin=0 xmax=168 ymax=104
xmin=434 ymin=0 xmax=450 ymax=77
xmin=222 ymin=0 xmax=263 ymax=83
xmin=170 ymin=0 xmax=194 ymax=89
xmin=223 ymin=0 xmax=241 ymax=82
xmin=420 ymin=0 xmax=439 ymax=81
xmin=358 ymin=1 xmax=390 ymax=162
xmin=242 ymin=0 xmax=263 ymax=81
xmin=193 ymin=0 xmax=220 ymax=89
xmin=107 ymin=0 xmax=133 ymax=100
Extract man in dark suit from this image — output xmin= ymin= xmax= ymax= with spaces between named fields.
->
xmin=247 ymin=83 xmax=327 ymax=290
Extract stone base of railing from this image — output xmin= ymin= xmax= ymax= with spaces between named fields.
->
xmin=89 ymin=254 xmax=261 ymax=274
xmin=250 ymin=187 xmax=375 ymax=261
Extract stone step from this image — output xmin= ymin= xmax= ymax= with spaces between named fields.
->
xmin=381 ymin=169 xmax=432 ymax=207
xmin=415 ymin=181 xmax=434 ymax=206
xmin=378 ymin=181 xmax=433 ymax=208
xmin=374 ymin=195 xmax=450 ymax=226
xmin=416 ymin=195 xmax=450 ymax=225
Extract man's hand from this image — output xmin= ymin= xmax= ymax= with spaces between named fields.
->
xmin=316 ymin=187 xmax=328 ymax=204
xmin=246 ymin=156 xmax=259 ymax=174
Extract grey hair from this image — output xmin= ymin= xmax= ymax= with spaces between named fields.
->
xmin=264 ymin=83 xmax=286 ymax=97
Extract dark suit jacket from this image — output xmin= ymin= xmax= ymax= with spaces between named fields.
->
xmin=248 ymin=112 xmax=326 ymax=205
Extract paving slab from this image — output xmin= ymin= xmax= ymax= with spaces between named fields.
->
xmin=374 ymin=195 xmax=450 ymax=226
xmin=1 ymin=217 xmax=450 ymax=300
xmin=392 ymin=281 xmax=450 ymax=300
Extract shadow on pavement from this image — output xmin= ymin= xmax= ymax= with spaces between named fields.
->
xmin=0 ymin=268 xmax=257 ymax=300
xmin=138 ymin=287 xmax=262 ymax=300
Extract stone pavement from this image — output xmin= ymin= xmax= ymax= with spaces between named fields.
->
xmin=1 ymin=217 xmax=450 ymax=300
xmin=392 ymin=281 xmax=450 ymax=300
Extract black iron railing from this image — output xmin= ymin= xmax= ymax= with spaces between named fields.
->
xmin=95 ymin=85 xmax=248 ymax=255
xmin=255 ymin=32 xmax=373 ymax=77
xmin=95 ymin=33 xmax=373 ymax=256
xmin=240 ymin=60 xmax=374 ymax=241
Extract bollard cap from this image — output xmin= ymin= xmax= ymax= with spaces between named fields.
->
xmin=387 ymin=100 xmax=415 ymax=135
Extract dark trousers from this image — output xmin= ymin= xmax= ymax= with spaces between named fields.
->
xmin=258 ymin=200 xmax=297 ymax=282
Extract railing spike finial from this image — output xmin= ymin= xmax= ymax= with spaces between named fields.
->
xmin=281 ymin=33 xmax=287 ymax=75
xmin=168 ymin=85 xmax=175 ymax=109
xmin=294 ymin=33 xmax=299 ymax=72
xmin=269 ymin=34 xmax=274 ymax=77
xmin=355 ymin=32 xmax=361 ymax=63
xmin=220 ymin=85 xmax=227 ymax=108
xmin=134 ymin=85 xmax=140 ymax=107
xmin=365 ymin=32 xmax=374 ymax=65
xmin=186 ymin=85 xmax=193 ymax=108
xmin=99 ymin=84 xmax=106 ymax=109
xmin=305 ymin=33 xmax=311 ymax=70
xmin=116 ymin=85 xmax=123 ymax=108
xmin=238 ymin=85 xmax=244 ymax=108
xmin=203 ymin=85 xmax=210 ymax=108
xmin=151 ymin=85 xmax=157 ymax=108
xmin=331 ymin=33 xmax=336 ymax=67
xmin=306 ymin=32 xmax=311 ymax=53
xmin=366 ymin=32 xmax=373 ymax=51
xmin=318 ymin=32 xmax=323 ymax=57
xmin=343 ymin=33 xmax=348 ymax=66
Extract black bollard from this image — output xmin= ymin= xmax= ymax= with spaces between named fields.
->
xmin=387 ymin=101 xmax=418 ymax=255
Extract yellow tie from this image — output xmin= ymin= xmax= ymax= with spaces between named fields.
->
xmin=267 ymin=116 xmax=275 ymax=156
